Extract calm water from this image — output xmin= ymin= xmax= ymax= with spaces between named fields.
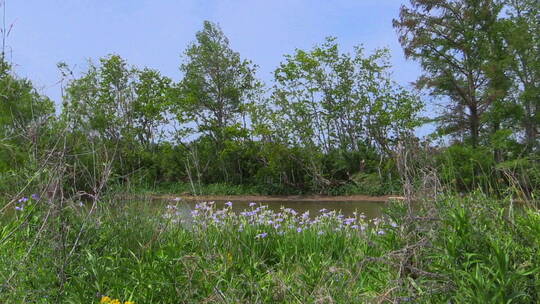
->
xmin=2 ymin=198 xmax=387 ymax=220
xmin=157 ymin=199 xmax=387 ymax=219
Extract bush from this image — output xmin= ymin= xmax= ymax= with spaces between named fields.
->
xmin=437 ymin=144 xmax=496 ymax=192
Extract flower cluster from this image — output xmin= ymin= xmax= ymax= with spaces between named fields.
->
xmin=14 ymin=194 xmax=39 ymax=212
xmin=163 ymin=201 xmax=399 ymax=238
xmin=100 ymin=295 xmax=135 ymax=304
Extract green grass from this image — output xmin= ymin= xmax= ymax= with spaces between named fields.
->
xmin=0 ymin=193 xmax=539 ymax=303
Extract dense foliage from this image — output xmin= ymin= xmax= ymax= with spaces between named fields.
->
xmin=0 ymin=60 xmax=54 ymax=194
xmin=1 ymin=1 xmax=539 ymax=302
xmin=1 ymin=195 xmax=538 ymax=303
xmin=1 ymin=1 xmax=539 ymax=196
xmin=393 ymin=0 xmax=539 ymax=194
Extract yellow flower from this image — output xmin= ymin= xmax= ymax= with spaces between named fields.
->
xmin=100 ymin=296 xmax=112 ymax=303
xmin=110 ymin=300 xmax=121 ymax=304
xmin=124 ymin=301 xmax=136 ymax=304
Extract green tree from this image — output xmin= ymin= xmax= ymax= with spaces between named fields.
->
xmin=0 ymin=59 xmax=54 ymax=171
xmin=394 ymin=0 xmax=507 ymax=147
xmin=175 ymin=21 xmax=261 ymax=148
xmin=255 ymin=38 xmax=422 ymax=191
xmin=61 ymin=55 xmax=171 ymax=188
xmin=63 ymin=55 xmax=170 ymax=145
xmin=173 ymin=21 xmax=261 ymax=184
xmin=500 ymin=0 xmax=540 ymax=151
xmin=132 ymin=68 xmax=172 ymax=148
xmin=270 ymin=37 xmax=422 ymax=155
xmin=62 ymin=55 xmax=136 ymax=142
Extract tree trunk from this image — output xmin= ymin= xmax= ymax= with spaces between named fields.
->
xmin=469 ymin=104 xmax=479 ymax=148
xmin=524 ymin=98 xmax=538 ymax=151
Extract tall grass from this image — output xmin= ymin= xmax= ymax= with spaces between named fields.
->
xmin=0 ymin=193 xmax=539 ymax=303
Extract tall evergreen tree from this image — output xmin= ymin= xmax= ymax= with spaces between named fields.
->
xmin=394 ymin=0 xmax=506 ymax=147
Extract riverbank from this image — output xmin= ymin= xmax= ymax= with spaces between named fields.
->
xmin=126 ymin=181 xmax=399 ymax=199
xmin=153 ymin=193 xmax=404 ymax=203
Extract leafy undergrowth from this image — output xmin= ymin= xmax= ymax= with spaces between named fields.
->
xmin=0 ymin=194 xmax=539 ymax=303
xmin=127 ymin=177 xmax=398 ymax=197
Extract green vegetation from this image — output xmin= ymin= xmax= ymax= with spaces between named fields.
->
xmin=1 ymin=0 xmax=539 ymax=302
xmin=1 ymin=1 xmax=539 ymax=197
xmin=1 ymin=194 xmax=539 ymax=303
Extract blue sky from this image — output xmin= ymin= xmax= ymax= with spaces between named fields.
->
xmin=6 ymin=0 xmax=424 ymax=103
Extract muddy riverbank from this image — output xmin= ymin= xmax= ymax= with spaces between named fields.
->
xmin=151 ymin=194 xmax=404 ymax=203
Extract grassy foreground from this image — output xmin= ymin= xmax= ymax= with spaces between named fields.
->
xmin=1 ymin=194 xmax=539 ymax=303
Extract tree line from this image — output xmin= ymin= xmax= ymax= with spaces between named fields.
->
xmin=0 ymin=0 xmax=538 ymax=197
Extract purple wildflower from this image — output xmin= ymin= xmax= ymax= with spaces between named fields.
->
xmin=256 ymin=232 xmax=268 ymax=239
xmin=225 ymin=201 xmax=233 ymax=207
xmin=344 ymin=218 xmax=356 ymax=225
xmin=31 ymin=194 xmax=40 ymax=200
xmin=249 ymin=202 xmax=257 ymax=207
xmin=284 ymin=208 xmax=297 ymax=215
